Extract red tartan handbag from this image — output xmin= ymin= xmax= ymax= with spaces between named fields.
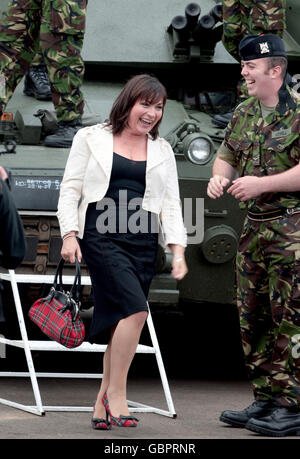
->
xmin=29 ymin=257 xmax=85 ymax=348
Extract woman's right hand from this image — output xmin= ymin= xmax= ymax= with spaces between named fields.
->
xmin=61 ymin=236 xmax=82 ymax=263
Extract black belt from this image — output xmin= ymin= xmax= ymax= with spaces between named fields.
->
xmin=247 ymin=207 xmax=300 ymax=222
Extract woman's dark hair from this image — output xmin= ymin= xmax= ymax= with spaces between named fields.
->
xmin=107 ymin=74 xmax=167 ymax=140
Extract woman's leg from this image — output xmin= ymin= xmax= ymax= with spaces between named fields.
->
xmin=93 ymin=339 xmax=112 ymax=419
xmin=107 ymin=310 xmax=148 ymax=416
xmin=93 ymin=310 xmax=148 ymax=419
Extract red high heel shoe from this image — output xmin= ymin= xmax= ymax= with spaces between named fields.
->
xmin=91 ymin=400 xmax=111 ymax=430
xmin=102 ymin=393 xmax=139 ymax=427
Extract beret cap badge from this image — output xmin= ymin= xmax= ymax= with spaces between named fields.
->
xmin=259 ymin=42 xmax=270 ymax=54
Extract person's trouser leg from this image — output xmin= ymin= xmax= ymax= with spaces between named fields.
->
xmin=237 ymin=216 xmax=300 ymax=408
xmin=236 ymin=219 xmax=275 ymax=401
xmin=0 ymin=0 xmax=41 ymax=113
xmin=266 ymin=216 xmax=300 ymax=407
xmin=39 ymin=0 xmax=86 ymax=122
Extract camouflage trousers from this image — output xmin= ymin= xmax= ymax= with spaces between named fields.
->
xmin=222 ymin=0 xmax=286 ymax=100
xmin=0 ymin=0 xmax=86 ymax=122
xmin=236 ymin=213 xmax=300 ymax=407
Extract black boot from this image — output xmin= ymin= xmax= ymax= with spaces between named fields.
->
xmin=246 ymin=406 xmax=300 ymax=437
xmin=220 ymin=400 xmax=276 ymax=428
xmin=44 ymin=119 xmax=82 ymax=148
xmin=23 ymin=64 xmax=52 ymax=101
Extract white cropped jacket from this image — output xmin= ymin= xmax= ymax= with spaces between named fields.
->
xmin=57 ymin=123 xmax=187 ymax=249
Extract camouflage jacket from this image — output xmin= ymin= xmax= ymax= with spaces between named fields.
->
xmin=218 ymin=86 xmax=300 ymax=212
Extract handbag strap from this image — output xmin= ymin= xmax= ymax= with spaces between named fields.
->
xmin=53 ymin=257 xmax=81 ymax=303
xmin=53 ymin=257 xmax=64 ymax=290
xmin=70 ymin=257 xmax=81 ymax=303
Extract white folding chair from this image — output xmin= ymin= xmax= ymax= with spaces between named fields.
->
xmin=0 ymin=270 xmax=176 ymax=417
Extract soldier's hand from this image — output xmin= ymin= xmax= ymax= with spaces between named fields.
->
xmin=227 ymin=176 xmax=262 ymax=201
xmin=207 ymin=175 xmax=230 ymax=199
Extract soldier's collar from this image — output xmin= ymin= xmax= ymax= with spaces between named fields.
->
xmin=245 ymin=75 xmax=297 ymax=118
xmin=236 ymin=82 xmax=296 ymax=119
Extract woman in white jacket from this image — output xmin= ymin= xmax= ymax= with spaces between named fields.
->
xmin=57 ymin=74 xmax=187 ymax=430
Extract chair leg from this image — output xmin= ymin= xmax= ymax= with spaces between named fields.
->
xmin=146 ymin=304 xmax=176 ymax=417
xmin=8 ymin=270 xmax=45 ymax=415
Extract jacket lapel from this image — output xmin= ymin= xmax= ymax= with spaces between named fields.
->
xmin=146 ymin=137 xmax=168 ymax=173
xmin=86 ymin=125 xmax=113 ymax=179
xmin=86 ymin=126 xmax=167 ymax=178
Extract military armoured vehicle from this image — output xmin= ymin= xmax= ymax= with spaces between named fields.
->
xmin=0 ymin=0 xmax=300 ymax=311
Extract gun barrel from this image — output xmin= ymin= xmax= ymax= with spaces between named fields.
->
xmin=171 ymin=15 xmax=189 ymax=42
xmin=192 ymin=14 xmax=215 ymax=41
xmin=198 ymin=14 xmax=215 ymax=30
xmin=185 ymin=3 xmax=201 ymax=30
xmin=209 ymin=3 xmax=223 ymax=23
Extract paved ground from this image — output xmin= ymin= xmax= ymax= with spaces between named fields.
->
xmin=0 ymin=376 xmax=292 ymax=441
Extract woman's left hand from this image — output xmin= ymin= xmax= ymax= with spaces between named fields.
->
xmin=171 ymin=255 xmax=188 ymax=281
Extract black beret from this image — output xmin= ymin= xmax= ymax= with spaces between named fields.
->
xmin=239 ymin=34 xmax=286 ymax=61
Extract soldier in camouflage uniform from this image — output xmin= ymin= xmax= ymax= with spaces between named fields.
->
xmin=207 ymin=34 xmax=300 ymax=436
xmin=0 ymin=0 xmax=87 ymax=147
xmin=213 ymin=0 xmax=286 ymax=128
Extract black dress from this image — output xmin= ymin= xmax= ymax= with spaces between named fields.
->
xmin=79 ymin=152 xmax=158 ymax=343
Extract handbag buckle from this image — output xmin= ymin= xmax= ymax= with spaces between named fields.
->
xmin=67 ymin=293 xmax=81 ymax=321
